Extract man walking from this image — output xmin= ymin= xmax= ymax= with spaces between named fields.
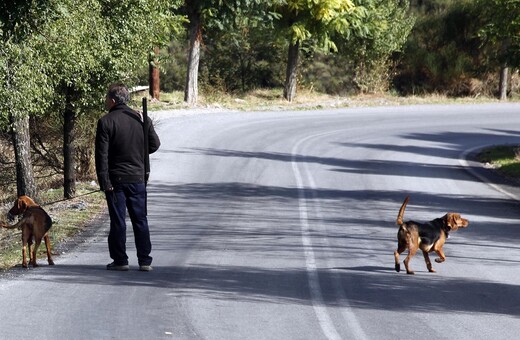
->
xmin=95 ymin=83 xmax=161 ymax=271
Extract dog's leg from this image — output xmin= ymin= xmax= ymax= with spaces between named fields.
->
xmin=394 ymin=241 xmax=406 ymax=272
xmin=422 ymin=251 xmax=436 ymax=272
xmin=434 ymin=249 xmax=446 ymax=263
xmin=27 ymin=237 xmax=33 ymax=264
xmin=21 ymin=244 xmax=28 ymax=268
xmin=394 ymin=250 xmax=401 ymax=272
xmin=30 ymin=238 xmax=42 ymax=267
xmin=43 ymin=234 xmax=54 ymax=265
xmin=21 ymin=229 xmax=29 ymax=268
xmin=404 ymin=246 xmax=417 ymax=275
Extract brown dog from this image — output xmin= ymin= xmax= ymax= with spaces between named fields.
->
xmin=1 ymin=195 xmax=54 ymax=268
xmin=394 ymin=196 xmax=469 ymax=274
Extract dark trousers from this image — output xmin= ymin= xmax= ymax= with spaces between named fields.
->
xmin=105 ymin=182 xmax=152 ymax=266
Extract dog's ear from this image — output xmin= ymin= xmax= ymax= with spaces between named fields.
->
xmin=13 ymin=196 xmax=28 ymax=215
xmin=445 ymin=213 xmax=459 ymax=231
xmin=17 ymin=198 xmax=27 ymax=212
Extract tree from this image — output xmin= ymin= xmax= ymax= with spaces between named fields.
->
xmin=39 ymin=0 xmax=179 ymax=198
xmin=38 ymin=0 xmax=112 ymax=198
xmin=179 ymin=0 xmax=268 ymax=105
xmin=0 ymin=0 xmax=56 ymax=198
xmin=272 ymin=0 xmax=369 ymax=101
xmin=184 ymin=0 xmax=203 ymax=105
xmin=340 ymin=0 xmax=415 ymax=93
xmin=149 ymin=47 xmax=161 ymax=100
xmin=477 ymin=0 xmax=520 ymax=100
xmin=1 ymin=0 xmax=181 ymax=199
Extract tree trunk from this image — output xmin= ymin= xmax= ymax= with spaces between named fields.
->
xmin=63 ymin=87 xmax=76 ymax=199
xmin=149 ymin=47 xmax=160 ymax=100
xmin=499 ymin=65 xmax=508 ymax=101
xmin=9 ymin=113 xmax=36 ymax=198
xmin=283 ymin=41 xmax=300 ymax=102
xmin=184 ymin=10 xmax=202 ymax=106
xmin=498 ymin=38 xmax=511 ymax=101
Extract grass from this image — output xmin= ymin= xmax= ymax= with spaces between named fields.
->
xmin=0 ymin=182 xmax=105 ymax=271
xmin=131 ymin=88 xmax=511 ymax=112
xmin=477 ymin=145 xmax=520 ymax=178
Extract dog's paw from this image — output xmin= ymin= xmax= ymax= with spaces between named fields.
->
xmin=395 ymin=263 xmax=401 ymax=272
xmin=435 ymin=258 xmax=445 ymax=263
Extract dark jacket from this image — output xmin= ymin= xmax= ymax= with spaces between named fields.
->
xmin=95 ymin=103 xmax=161 ymax=191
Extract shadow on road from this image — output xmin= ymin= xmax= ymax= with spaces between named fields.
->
xmin=30 ymin=262 xmax=520 ymax=318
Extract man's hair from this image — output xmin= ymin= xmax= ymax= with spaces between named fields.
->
xmin=107 ymin=83 xmax=130 ymax=105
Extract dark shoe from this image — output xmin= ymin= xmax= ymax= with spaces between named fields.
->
xmin=139 ymin=265 xmax=153 ymax=272
xmin=107 ymin=262 xmax=129 ymax=271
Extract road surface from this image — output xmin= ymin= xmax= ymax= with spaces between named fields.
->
xmin=1 ymin=103 xmax=519 ymax=339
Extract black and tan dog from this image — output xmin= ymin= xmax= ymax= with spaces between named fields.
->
xmin=394 ymin=196 xmax=469 ymax=274
xmin=1 ymin=195 xmax=54 ymax=268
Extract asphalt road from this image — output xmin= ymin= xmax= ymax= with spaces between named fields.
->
xmin=1 ymin=103 xmax=519 ymax=339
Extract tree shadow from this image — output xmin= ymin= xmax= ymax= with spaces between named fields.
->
xmin=31 ymin=263 xmax=520 ymax=317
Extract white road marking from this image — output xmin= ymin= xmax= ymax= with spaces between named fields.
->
xmin=291 ymin=131 xmax=367 ymax=340
xmin=305 ymin=166 xmax=368 ymax=340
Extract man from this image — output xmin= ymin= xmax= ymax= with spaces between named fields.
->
xmin=95 ymin=83 xmax=161 ymax=271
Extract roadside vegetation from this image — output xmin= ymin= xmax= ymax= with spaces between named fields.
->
xmin=477 ymin=145 xmax=520 ymax=179
xmin=1 ymin=0 xmax=519 ymax=269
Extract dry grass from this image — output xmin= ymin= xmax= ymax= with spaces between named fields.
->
xmin=131 ymin=88 xmax=511 ymax=112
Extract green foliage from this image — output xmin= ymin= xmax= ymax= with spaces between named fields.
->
xmin=201 ymin=3 xmax=287 ymax=92
xmin=297 ymin=0 xmax=414 ymax=94
xmin=0 ymin=41 xmax=53 ymax=127
xmin=1 ymin=0 xmax=181 ymax=123
xmin=300 ymin=52 xmax=358 ymax=95
xmin=157 ymin=0 xmax=414 ymax=95
xmin=395 ymin=0 xmax=488 ymax=95
xmin=273 ymin=0 xmax=366 ymax=52
xmin=476 ymin=0 xmax=520 ymax=68
xmin=40 ymin=0 xmax=181 ymax=112
xmin=0 ymin=1 xmax=56 ymax=127
xmin=396 ymin=0 xmax=520 ymax=96
xmin=1 ymin=0 xmax=184 ymax=190
xmin=343 ymin=0 xmax=415 ymax=93
xmin=41 ymin=0 xmax=110 ymax=111
xmin=0 ymin=0 xmax=60 ymax=42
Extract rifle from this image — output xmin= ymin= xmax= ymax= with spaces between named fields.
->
xmin=142 ymin=97 xmax=150 ymax=215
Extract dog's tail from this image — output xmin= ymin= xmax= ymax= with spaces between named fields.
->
xmin=396 ymin=196 xmax=410 ymax=226
xmin=1 ymin=222 xmax=19 ymax=229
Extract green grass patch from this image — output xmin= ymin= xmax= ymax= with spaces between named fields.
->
xmin=477 ymin=145 xmax=520 ymax=178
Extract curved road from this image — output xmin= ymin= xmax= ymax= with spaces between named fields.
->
xmin=1 ymin=103 xmax=519 ymax=339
